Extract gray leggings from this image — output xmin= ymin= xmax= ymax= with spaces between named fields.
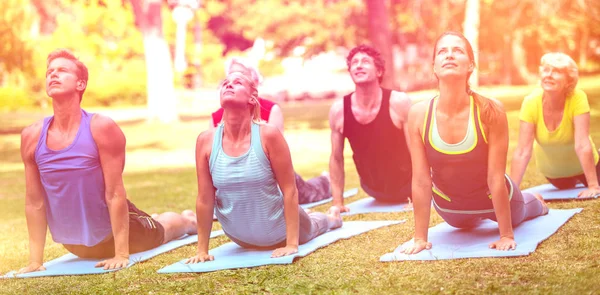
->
xmin=296 ymin=173 xmax=331 ymax=204
xmin=227 ymin=207 xmax=329 ymax=249
xmin=434 ymin=187 xmax=545 ymax=228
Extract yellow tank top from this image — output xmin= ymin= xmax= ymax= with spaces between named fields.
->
xmin=519 ymin=88 xmax=598 ymax=178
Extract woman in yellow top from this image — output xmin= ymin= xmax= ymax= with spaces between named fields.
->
xmin=511 ymin=53 xmax=600 ymax=198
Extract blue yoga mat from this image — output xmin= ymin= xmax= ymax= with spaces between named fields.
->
xmin=300 ymin=188 xmax=359 ymax=209
xmin=380 ymin=208 xmax=581 ymax=261
xmin=158 ymin=220 xmax=404 ymax=274
xmin=2 ymin=230 xmax=224 ymax=278
xmin=343 ymin=197 xmax=412 ymax=216
xmin=523 ymin=183 xmax=600 ymax=200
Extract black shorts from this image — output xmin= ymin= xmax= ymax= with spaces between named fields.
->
xmin=546 ymin=160 xmax=600 ymax=190
xmin=63 ymin=200 xmax=165 ymax=259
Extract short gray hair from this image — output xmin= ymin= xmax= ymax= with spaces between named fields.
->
xmin=540 ymin=52 xmax=579 ymax=95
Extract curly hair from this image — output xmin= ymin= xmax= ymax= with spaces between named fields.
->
xmin=346 ymin=44 xmax=385 ymax=83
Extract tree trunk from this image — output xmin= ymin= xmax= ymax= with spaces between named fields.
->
xmin=130 ymin=0 xmax=178 ymax=123
xmin=579 ymin=25 xmax=589 ymax=69
xmin=463 ymin=0 xmax=480 ymax=87
xmin=365 ymin=0 xmax=395 ymax=89
xmin=143 ymin=33 xmax=178 ymax=123
xmin=511 ymin=29 xmax=536 ymax=85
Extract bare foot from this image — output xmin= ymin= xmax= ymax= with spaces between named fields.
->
xmin=181 ymin=209 xmax=198 ymax=227
xmin=321 ymin=171 xmax=330 ymax=182
xmin=151 ymin=213 xmax=159 ymax=219
xmin=533 ymin=193 xmax=549 ymax=215
xmin=326 ymin=206 xmax=343 ymax=229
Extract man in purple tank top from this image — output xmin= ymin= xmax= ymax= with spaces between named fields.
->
xmin=328 ymin=45 xmax=413 ymax=212
xmin=17 ymin=49 xmax=198 ymax=274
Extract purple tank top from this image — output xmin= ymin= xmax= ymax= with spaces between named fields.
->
xmin=34 ymin=109 xmax=111 ymax=246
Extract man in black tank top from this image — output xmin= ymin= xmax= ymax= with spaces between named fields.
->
xmin=328 ymin=45 xmax=413 ymax=212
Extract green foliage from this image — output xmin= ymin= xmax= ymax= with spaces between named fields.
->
xmin=0 ymin=87 xmax=35 ymax=111
xmin=0 ymin=0 xmax=35 ymax=81
xmin=82 ymin=58 xmax=147 ymax=107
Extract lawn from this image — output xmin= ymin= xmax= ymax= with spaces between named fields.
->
xmin=1 ymin=79 xmax=599 ymax=294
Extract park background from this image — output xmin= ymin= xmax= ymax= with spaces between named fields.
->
xmin=1 ymin=0 xmax=600 ymax=294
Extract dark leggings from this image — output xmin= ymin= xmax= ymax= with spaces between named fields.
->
xmin=546 ymin=160 xmax=600 ymax=189
xmin=361 ymin=180 xmax=411 ymax=203
xmin=434 ymin=180 xmax=545 ymax=228
xmin=295 ymin=173 xmax=331 ymax=204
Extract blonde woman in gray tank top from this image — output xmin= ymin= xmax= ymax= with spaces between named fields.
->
xmin=186 ymin=72 xmax=343 ymax=263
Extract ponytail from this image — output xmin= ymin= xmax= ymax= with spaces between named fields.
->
xmin=468 ymin=85 xmax=502 ymax=127
xmin=251 ymin=94 xmax=263 ymax=124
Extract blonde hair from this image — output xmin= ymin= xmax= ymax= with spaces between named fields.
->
xmin=225 ymin=57 xmax=263 ymax=85
xmin=540 ymin=52 xmax=579 ymax=95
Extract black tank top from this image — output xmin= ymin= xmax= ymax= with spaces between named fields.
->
xmin=343 ymin=88 xmax=412 ymax=198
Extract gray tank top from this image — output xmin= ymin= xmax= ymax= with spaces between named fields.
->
xmin=209 ymin=123 xmax=287 ymax=247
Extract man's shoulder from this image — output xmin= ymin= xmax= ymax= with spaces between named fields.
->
xmin=21 ymin=119 xmax=45 ymax=153
xmin=90 ymin=114 xmax=125 ymax=149
xmin=389 ymin=90 xmax=411 ymax=105
xmin=90 ymin=113 xmax=120 ymax=132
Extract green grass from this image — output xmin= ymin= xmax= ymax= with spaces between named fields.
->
xmin=1 ymin=79 xmax=600 ymax=294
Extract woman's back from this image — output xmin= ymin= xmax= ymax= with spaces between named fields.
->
xmin=209 ymin=123 xmax=287 ymax=247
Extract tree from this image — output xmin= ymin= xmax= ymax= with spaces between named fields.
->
xmin=130 ymin=0 xmax=178 ymax=123
xmin=366 ymin=0 xmax=395 ymax=89
xmin=0 ymin=0 xmax=35 ymax=85
xmin=463 ymin=0 xmax=480 ymax=87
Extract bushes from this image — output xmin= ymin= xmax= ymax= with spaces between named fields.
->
xmin=82 ymin=59 xmax=147 ymax=107
xmin=0 ymin=87 xmax=36 ymax=111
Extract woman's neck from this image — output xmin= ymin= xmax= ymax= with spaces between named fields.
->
xmin=543 ymin=91 xmax=566 ymax=110
xmin=437 ymin=79 xmax=470 ymax=114
xmin=222 ymin=108 xmax=253 ymax=142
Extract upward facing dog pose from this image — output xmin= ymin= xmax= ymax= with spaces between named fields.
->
xmin=209 ymin=58 xmax=331 ymax=205
xmin=328 ymin=45 xmax=413 ymax=212
xmin=402 ymin=32 xmax=548 ymax=255
xmin=511 ymin=52 xmax=600 ymax=198
xmin=188 ymin=71 xmax=342 ymax=263
xmin=18 ymin=49 xmax=197 ymax=274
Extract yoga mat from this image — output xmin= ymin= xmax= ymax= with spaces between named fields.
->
xmin=300 ymin=188 xmax=359 ymax=209
xmin=343 ymin=197 xmax=412 ymax=216
xmin=380 ymin=208 xmax=581 ymax=261
xmin=523 ymin=183 xmax=600 ymax=200
xmin=158 ymin=220 xmax=404 ymax=273
xmin=3 ymin=230 xmax=224 ymax=278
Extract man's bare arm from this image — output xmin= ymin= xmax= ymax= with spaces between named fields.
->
xmin=91 ymin=114 xmax=130 ymax=270
xmin=328 ymin=99 xmax=349 ymax=212
xmin=18 ymin=122 xmax=49 ymax=274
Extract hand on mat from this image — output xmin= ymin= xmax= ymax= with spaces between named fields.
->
xmin=577 ymin=186 xmax=600 ymax=198
xmin=17 ymin=262 xmax=46 ymax=274
xmin=401 ymin=238 xmax=432 ymax=255
xmin=96 ymin=256 xmax=129 ymax=270
xmin=271 ymin=245 xmax=298 ymax=258
xmin=185 ymin=253 xmax=214 ymax=264
xmin=330 ymin=204 xmax=350 ymax=213
xmin=489 ymin=237 xmax=516 ymax=251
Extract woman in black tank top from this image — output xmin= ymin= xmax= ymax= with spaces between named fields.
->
xmin=401 ymin=31 xmax=548 ymax=255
